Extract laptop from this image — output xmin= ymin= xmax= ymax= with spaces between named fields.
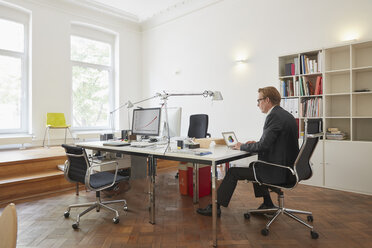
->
xmin=222 ymin=131 xmax=238 ymax=148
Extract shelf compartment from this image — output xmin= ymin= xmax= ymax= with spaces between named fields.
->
xmin=352 ymin=68 xmax=372 ymax=93
xmin=325 ymin=45 xmax=350 ymax=71
xmin=325 ymin=118 xmax=350 ymax=141
xmin=279 ymin=55 xmax=299 ymax=77
xmin=352 ymin=41 xmax=372 ymax=68
xmin=352 ymin=118 xmax=372 ymax=141
xmin=324 ymin=71 xmax=350 ymax=94
xmin=352 ymin=94 xmax=372 ymax=116
xmin=324 ymin=95 xmax=350 ymax=117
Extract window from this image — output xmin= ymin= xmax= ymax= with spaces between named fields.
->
xmin=0 ymin=7 xmax=30 ymax=134
xmin=70 ymin=25 xmax=115 ymax=130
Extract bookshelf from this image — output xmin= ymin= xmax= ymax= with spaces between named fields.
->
xmin=279 ymin=49 xmax=323 ymax=140
xmin=280 ymin=40 xmax=372 ymax=142
xmin=279 ymin=40 xmax=372 ymax=195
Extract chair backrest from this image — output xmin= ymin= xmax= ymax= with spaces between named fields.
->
xmin=47 ymin=113 xmax=67 ymax=127
xmin=61 ymin=144 xmax=89 ymax=184
xmin=187 ymin=114 xmax=209 ymax=138
xmin=293 ymin=134 xmax=321 ymax=183
xmin=0 ymin=203 xmax=17 ymax=248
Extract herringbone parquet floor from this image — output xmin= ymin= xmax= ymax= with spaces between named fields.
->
xmin=6 ymin=167 xmax=372 ymax=248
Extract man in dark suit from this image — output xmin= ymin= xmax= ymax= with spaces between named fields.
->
xmin=197 ymin=86 xmax=299 ymax=216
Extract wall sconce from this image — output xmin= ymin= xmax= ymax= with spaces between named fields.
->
xmin=235 ymin=59 xmax=248 ymax=64
xmin=341 ymin=30 xmax=359 ymax=42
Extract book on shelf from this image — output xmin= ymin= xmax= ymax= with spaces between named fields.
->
xmin=300 ymin=98 xmax=322 ymax=117
xmin=317 ymin=51 xmax=322 ymax=72
xmin=326 ymin=132 xmax=346 ymax=140
xmin=299 ymin=76 xmax=304 ymax=96
xmin=314 ymin=76 xmax=322 ymax=95
xmin=280 ymin=98 xmax=298 ymax=118
xmin=299 ymin=52 xmax=322 ymax=75
xmin=307 ymin=81 xmax=314 ymax=95
xmin=285 ymin=63 xmax=293 ymax=76
xmin=326 ymin=125 xmax=350 ymax=140
xmin=294 ymin=57 xmax=300 ymax=75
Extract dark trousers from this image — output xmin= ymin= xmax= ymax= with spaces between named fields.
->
xmin=217 ymin=165 xmax=270 ymax=207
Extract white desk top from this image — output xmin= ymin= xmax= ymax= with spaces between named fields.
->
xmin=77 ymin=141 xmax=251 ymax=164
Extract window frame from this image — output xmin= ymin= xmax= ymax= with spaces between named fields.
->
xmin=0 ymin=7 xmax=30 ymax=134
xmin=70 ymin=25 xmax=116 ymax=131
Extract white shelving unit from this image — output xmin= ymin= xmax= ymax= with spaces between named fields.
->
xmin=279 ymin=40 xmax=372 ymax=195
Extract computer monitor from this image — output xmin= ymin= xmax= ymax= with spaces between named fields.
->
xmin=159 ymin=107 xmax=182 ymax=138
xmin=132 ymin=108 xmax=161 ymax=136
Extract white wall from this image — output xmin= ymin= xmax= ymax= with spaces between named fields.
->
xmin=0 ymin=0 xmax=142 ymax=145
xmin=142 ymin=0 xmax=372 ymax=141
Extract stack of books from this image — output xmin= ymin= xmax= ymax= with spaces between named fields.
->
xmin=326 ymin=128 xmax=346 ymax=140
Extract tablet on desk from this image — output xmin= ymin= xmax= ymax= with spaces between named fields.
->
xmin=222 ymin=131 xmax=238 ymax=148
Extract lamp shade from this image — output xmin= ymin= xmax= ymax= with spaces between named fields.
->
xmin=212 ymin=91 xmax=223 ymax=101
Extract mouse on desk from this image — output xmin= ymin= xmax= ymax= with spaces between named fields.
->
xmin=149 ymin=138 xmax=158 ymax=143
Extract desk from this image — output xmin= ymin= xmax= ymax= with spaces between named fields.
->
xmin=77 ymin=141 xmax=252 ymax=247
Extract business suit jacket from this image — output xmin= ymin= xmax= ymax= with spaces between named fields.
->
xmin=240 ymin=105 xmax=299 ymax=185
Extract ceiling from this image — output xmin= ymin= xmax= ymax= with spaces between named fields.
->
xmin=81 ymin=0 xmax=189 ymax=22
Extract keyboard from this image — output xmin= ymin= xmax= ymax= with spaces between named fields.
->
xmin=130 ymin=141 xmax=156 ymax=148
xmin=103 ymin=141 xmax=131 ymax=147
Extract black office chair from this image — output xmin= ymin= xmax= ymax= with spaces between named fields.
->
xmin=62 ymin=144 xmax=129 ymax=229
xmin=175 ymin=114 xmax=211 ymax=179
xmin=244 ymin=133 xmax=322 ymax=239
xmin=187 ymin=114 xmax=211 ymax=138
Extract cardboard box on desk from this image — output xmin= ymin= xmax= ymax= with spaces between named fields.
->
xmin=194 ymin=138 xmax=226 ymax=148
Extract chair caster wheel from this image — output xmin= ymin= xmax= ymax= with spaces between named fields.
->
xmin=311 ymin=231 xmax=319 ymax=239
xmin=72 ymin=223 xmax=79 ymax=229
xmin=244 ymin=213 xmax=250 ymax=219
xmin=123 ymin=205 xmax=128 ymax=211
xmin=113 ymin=217 xmax=119 ymax=224
xmin=64 ymin=212 xmax=70 ymax=218
xmin=307 ymin=215 xmax=313 ymax=222
xmin=261 ymin=228 xmax=269 ymax=236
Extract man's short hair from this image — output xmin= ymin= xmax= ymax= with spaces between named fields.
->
xmin=258 ymin=86 xmax=281 ymax=105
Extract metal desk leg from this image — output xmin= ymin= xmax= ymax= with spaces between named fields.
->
xmin=192 ymin=163 xmax=199 ymax=204
xmin=148 ymin=155 xmax=156 ymax=224
xmin=212 ymin=161 xmax=217 ymax=247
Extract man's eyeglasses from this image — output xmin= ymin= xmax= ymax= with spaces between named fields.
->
xmin=257 ymin=97 xmax=266 ymax=103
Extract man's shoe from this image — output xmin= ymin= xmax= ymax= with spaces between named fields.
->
xmin=258 ymin=203 xmax=277 ymax=210
xmin=196 ymin=204 xmax=221 ymax=217
xmin=250 ymin=203 xmax=278 ymax=216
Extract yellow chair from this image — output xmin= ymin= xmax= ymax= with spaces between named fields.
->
xmin=42 ymin=113 xmax=73 ymax=147
xmin=0 ymin=203 xmax=17 ymax=248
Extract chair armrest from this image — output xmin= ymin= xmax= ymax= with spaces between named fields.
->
xmin=86 ymin=160 xmax=119 ymax=191
xmin=307 ymin=132 xmax=323 ymax=138
xmin=251 ymin=160 xmax=295 ymax=186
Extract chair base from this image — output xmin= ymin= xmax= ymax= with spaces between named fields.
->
xmin=244 ymin=192 xmax=319 ymax=239
xmin=64 ymin=194 xmax=127 ymax=229
xmin=43 ymin=126 xmax=75 ymax=148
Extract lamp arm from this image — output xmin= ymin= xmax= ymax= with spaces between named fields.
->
xmin=131 ymin=94 xmax=161 ymax=106
xmin=160 ymin=90 xmax=212 ymax=100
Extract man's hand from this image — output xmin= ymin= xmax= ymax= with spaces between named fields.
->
xmin=233 ymin=142 xmax=242 ymax=150
xmin=245 ymin=141 xmax=256 ymax=144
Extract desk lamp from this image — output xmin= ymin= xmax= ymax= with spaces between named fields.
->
xmin=110 ymin=94 xmax=162 ymax=137
xmin=157 ymin=90 xmax=223 ymax=151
